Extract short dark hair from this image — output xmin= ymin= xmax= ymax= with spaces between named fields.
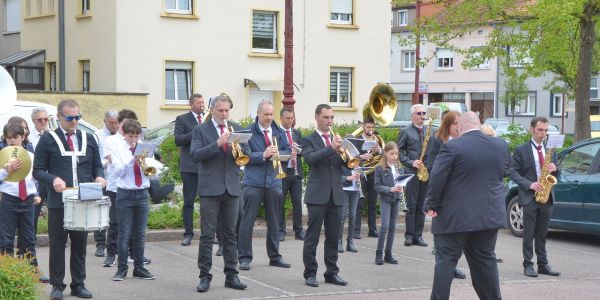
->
xmin=363 ymin=116 xmax=375 ymax=124
xmin=118 ymin=109 xmax=138 ymax=123
xmin=57 ymin=99 xmax=79 ymax=115
xmin=315 ymin=104 xmax=332 ymax=116
xmin=189 ymin=93 xmax=203 ymax=105
xmin=121 ymin=119 xmax=142 ymax=135
xmin=3 ymin=122 xmax=25 ymax=139
xmin=280 ymin=107 xmax=294 ymax=117
xmin=530 ymin=116 xmax=548 ymax=128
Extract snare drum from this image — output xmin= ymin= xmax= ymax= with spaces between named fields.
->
xmin=63 ymin=196 xmax=111 ymax=231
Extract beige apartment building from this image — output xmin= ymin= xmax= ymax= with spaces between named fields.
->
xmin=18 ymin=0 xmax=390 ymax=127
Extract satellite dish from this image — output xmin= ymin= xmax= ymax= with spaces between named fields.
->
xmin=0 ymin=66 xmax=17 ymax=114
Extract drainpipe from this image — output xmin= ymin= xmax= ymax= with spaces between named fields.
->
xmin=58 ymin=0 xmax=65 ymax=91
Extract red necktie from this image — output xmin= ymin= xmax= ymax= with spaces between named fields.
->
xmin=286 ymin=130 xmax=296 ymax=167
xmin=18 ymin=180 xmax=27 ymax=201
xmin=264 ymin=130 xmax=271 ymax=147
xmin=322 ymin=134 xmax=332 ymax=147
xmin=66 ymin=132 xmax=75 ymax=151
xmin=130 ymin=147 xmax=142 ymax=187
xmin=418 ymin=127 xmax=423 ymax=137
xmin=218 ymin=125 xmax=228 ymax=152
xmin=536 ymin=145 xmax=544 ymax=177
xmin=197 ymin=115 xmax=202 ymax=124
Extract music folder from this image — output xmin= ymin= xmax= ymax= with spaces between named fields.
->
xmin=270 ymin=155 xmax=291 ymax=162
xmin=394 ymin=174 xmax=414 ymax=187
xmin=227 ymin=133 xmax=252 ymax=144
xmin=133 ymin=143 xmax=157 ymax=158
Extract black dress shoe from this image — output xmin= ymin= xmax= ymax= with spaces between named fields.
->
xmin=181 ymin=236 xmax=192 ymax=246
xmin=225 ymin=275 xmax=247 ymax=290
xmin=324 ymin=274 xmax=347 ymax=286
xmin=197 ymin=277 xmax=211 ymax=293
xmin=353 ymin=233 xmax=362 ymax=240
xmin=279 ymin=232 xmax=286 ymax=242
xmin=103 ymin=255 xmax=115 ymax=267
xmin=404 ymin=238 xmax=413 ymax=246
xmin=269 ymin=259 xmax=291 ymax=268
xmin=524 ymin=265 xmax=538 ymax=277
xmin=454 ymin=267 xmax=466 ymax=279
xmin=414 ymin=238 xmax=428 ymax=247
xmin=496 ymin=257 xmax=504 ymax=263
xmin=239 ymin=261 xmax=250 ymax=270
xmin=346 ymin=241 xmax=358 ymax=253
xmin=215 ymin=246 xmax=223 ymax=256
xmin=384 ymin=250 xmax=398 ymax=264
xmin=305 ymin=276 xmax=319 ymax=287
xmin=50 ymin=286 xmax=63 ymax=300
xmin=538 ymin=265 xmax=561 ymax=276
xmin=95 ymin=244 xmax=105 ymax=257
xmin=368 ymin=231 xmax=379 ymax=238
xmin=295 ymin=231 xmax=306 ymax=240
xmin=337 ymin=240 xmax=344 ymax=253
xmin=70 ymin=285 xmax=93 ymax=299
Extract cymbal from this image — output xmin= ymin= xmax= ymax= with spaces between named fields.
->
xmin=0 ymin=146 xmax=32 ymax=182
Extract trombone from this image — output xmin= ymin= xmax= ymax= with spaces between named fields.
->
xmin=227 ymin=125 xmax=250 ymax=166
xmin=271 ymin=136 xmax=287 ymax=179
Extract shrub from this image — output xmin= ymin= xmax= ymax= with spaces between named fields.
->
xmin=159 ymin=135 xmax=182 ymax=185
xmin=0 ymin=255 xmax=41 ymax=300
xmin=147 ymin=200 xmax=199 ymax=230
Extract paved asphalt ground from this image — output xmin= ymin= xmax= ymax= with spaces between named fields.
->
xmin=36 ymin=229 xmax=600 ymax=300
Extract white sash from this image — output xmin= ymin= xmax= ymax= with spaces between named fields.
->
xmin=49 ymin=131 xmax=87 ymax=191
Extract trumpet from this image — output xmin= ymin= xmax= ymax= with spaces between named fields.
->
xmin=292 ymin=142 xmax=301 ymax=176
xmin=271 ymin=136 xmax=287 ymax=179
xmin=136 ymin=150 xmax=157 ymax=177
xmin=331 ymin=129 xmax=360 ymax=169
xmin=228 ymin=125 xmax=250 ymax=166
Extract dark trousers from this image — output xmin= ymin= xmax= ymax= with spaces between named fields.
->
xmin=303 ymin=198 xmax=341 ymax=278
xmin=116 ymin=189 xmax=149 ymax=270
xmin=94 ymin=230 xmax=105 ymax=247
xmin=339 ymin=190 xmax=359 ymax=241
xmin=197 ymin=193 xmax=239 ymax=280
xmin=522 ymin=200 xmax=553 ymax=268
xmin=105 ymin=190 xmax=118 ymax=256
xmin=48 ymin=208 xmax=88 ymax=290
xmin=405 ymin=176 xmax=428 ymax=241
xmin=238 ymin=186 xmax=282 ymax=263
xmin=431 ymin=229 xmax=501 ymax=300
xmin=17 ymin=183 xmax=45 ymax=255
xmin=181 ymin=171 xmax=199 ymax=238
xmin=0 ymin=194 xmax=36 ymax=263
xmin=377 ymin=200 xmax=400 ymax=251
xmin=355 ymin=173 xmax=377 ymax=234
xmin=280 ymin=174 xmax=304 ymax=235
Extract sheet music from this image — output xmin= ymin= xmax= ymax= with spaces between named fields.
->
xmin=546 ymin=134 xmax=565 ymax=149
xmin=394 ymin=174 xmax=414 ymax=187
xmin=362 ymin=141 xmax=378 ymax=151
xmin=133 ymin=143 xmax=157 ymax=157
xmin=227 ymin=133 xmax=252 ymax=144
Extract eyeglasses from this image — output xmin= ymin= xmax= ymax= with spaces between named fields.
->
xmin=35 ymin=118 xmax=49 ymax=122
xmin=414 ymin=112 xmax=427 ymax=116
xmin=60 ymin=113 xmax=82 ymax=122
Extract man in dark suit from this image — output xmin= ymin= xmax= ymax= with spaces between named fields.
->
xmin=175 ymin=93 xmax=205 ymax=246
xmin=237 ymin=101 xmax=291 ymax=270
xmin=425 ymin=112 xmax=509 ymax=300
xmin=278 ymin=107 xmax=305 ymax=241
xmin=33 ymin=99 xmax=105 ymax=300
xmin=302 ymin=104 xmax=347 ymax=288
xmin=508 ymin=116 xmax=561 ymax=278
xmin=397 ymin=104 xmax=431 ymax=247
xmin=191 ymin=94 xmax=248 ymax=293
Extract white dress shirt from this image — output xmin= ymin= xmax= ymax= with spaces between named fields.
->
xmin=0 ymin=152 xmax=38 ymax=197
xmin=111 ymin=138 xmax=150 ymax=190
xmin=211 ymin=118 xmax=228 ymax=137
xmin=191 ymin=111 xmax=204 ymax=125
xmin=103 ymin=132 xmax=124 ymax=192
xmin=59 ymin=127 xmax=79 ymax=150
xmin=29 ymin=129 xmax=45 ymax=150
xmin=530 ymin=138 xmax=546 ymax=179
xmin=94 ymin=126 xmax=114 ymax=167
xmin=316 ymin=129 xmax=333 ymax=146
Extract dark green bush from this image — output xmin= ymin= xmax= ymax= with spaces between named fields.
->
xmin=0 ymin=255 xmax=41 ymax=300
xmin=159 ymin=135 xmax=181 ymax=185
xmin=147 ymin=201 xmax=199 ymax=230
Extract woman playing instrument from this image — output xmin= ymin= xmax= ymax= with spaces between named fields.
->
xmin=373 ymin=142 xmax=404 ymax=265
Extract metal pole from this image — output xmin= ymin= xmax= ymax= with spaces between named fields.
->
xmin=59 ymin=0 xmax=65 ymax=91
xmin=413 ymin=0 xmax=421 ymax=104
xmin=282 ymin=0 xmax=295 ymax=111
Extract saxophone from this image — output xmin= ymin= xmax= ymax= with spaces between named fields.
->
xmin=417 ymin=124 xmax=432 ymax=182
xmin=534 ymin=141 xmax=557 ymax=204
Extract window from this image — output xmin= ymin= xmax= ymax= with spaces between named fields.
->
xmin=165 ymin=0 xmax=191 ymax=14
xmin=403 ymin=50 xmax=416 ymax=71
xmin=560 ymin=143 xmax=600 ymax=175
xmin=81 ymin=60 xmax=90 ymax=92
xmin=252 ymin=11 xmax=277 ymax=53
xmin=25 ymin=0 xmax=54 ymax=17
xmin=591 ymin=77 xmax=598 ymax=99
xmin=82 ymin=0 xmax=90 ymax=14
xmin=397 ymin=10 xmax=408 ymax=26
xmin=394 ymin=93 xmax=412 ymax=121
xmin=3 ymin=0 xmax=20 ymax=32
xmin=436 ymin=49 xmax=454 ymax=70
xmin=507 ymin=46 xmax=532 ymax=68
xmin=165 ymin=61 xmax=193 ymax=104
xmin=48 ymin=62 xmax=57 ymax=91
xmin=443 ymin=93 xmax=466 ymax=101
xmin=507 ymin=91 xmax=536 ymax=116
xmin=329 ymin=67 xmax=352 ymax=106
xmin=552 ymin=93 xmax=563 ymax=117
xmin=331 ymin=0 xmax=352 ymax=25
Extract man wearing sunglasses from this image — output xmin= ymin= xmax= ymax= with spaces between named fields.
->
xmin=396 ymin=104 xmax=432 ymax=248
xmin=33 ymin=99 xmax=105 ymax=300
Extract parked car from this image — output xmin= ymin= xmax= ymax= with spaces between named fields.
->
xmin=484 ymin=118 xmax=510 ymax=129
xmin=505 ymin=138 xmax=600 ymax=237
xmin=429 ymin=102 xmax=468 ymax=114
xmin=591 ymin=115 xmax=600 ymax=138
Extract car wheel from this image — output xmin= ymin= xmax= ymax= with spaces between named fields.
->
xmin=507 ymin=196 xmax=524 ymax=237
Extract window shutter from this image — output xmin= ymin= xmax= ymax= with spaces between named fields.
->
xmin=166 ymin=61 xmax=192 ymax=70
xmin=436 ymin=49 xmax=453 ymax=59
xmin=331 ymin=0 xmax=352 ymax=14
xmin=83 ymin=61 xmax=90 ymax=72
xmin=253 ymin=13 xmax=274 ymax=38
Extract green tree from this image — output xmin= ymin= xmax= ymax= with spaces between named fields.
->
xmin=502 ymin=71 xmax=528 ymax=124
xmin=395 ymin=0 xmax=600 ymax=141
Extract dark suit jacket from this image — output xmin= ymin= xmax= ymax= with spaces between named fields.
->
xmin=174 ymin=112 xmax=202 ymax=173
xmin=426 ymin=130 xmax=510 ymax=235
xmin=283 ymin=128 xmax=304 ymax=178
xmin=374 ymin=165 xmax=404 ymax=203
xmin=32 ymin=129 xmax=104 ymax=209
xmin=425 ymin=136 xmax=442 ymax=172
xmin=508 ymin=141 xmax=559 ymax=206
xmin=301 ymin=131 xmax=345 ymax=206
xmin=396 ymin=124 xmax=435 ymax=174
xmin=243 ymin=120 xmax=290 ymax=189
xmin=190 ymin=119 xmax=248 ymax=197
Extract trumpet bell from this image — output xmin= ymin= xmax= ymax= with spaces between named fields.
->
xmin=144 ymin=167 xmax=157 ymax=177
xmin=236 ymin=156 xmax=250 ymax=166
xmin=276 ymin=172 xmax=287 ymax=179
xmin=347 ymin=157 xmax=360 ymax=169
xmin=0 ymin=146 xmax=32 ymax=182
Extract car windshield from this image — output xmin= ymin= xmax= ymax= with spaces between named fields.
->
xmin=145 ymin=123 xmax=175 ymax=140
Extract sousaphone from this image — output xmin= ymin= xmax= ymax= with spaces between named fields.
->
xmin=0 ymin=66 xmax=17 ymax=114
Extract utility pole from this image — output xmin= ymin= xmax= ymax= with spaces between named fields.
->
xmin=412 ymin=0 xmax=422 ymax=104
xmin=282 ymin=0 xmax=295 ymax=110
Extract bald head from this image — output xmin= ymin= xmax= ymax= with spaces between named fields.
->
xmin=459 ymin=111 xmax=481 ymax=134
